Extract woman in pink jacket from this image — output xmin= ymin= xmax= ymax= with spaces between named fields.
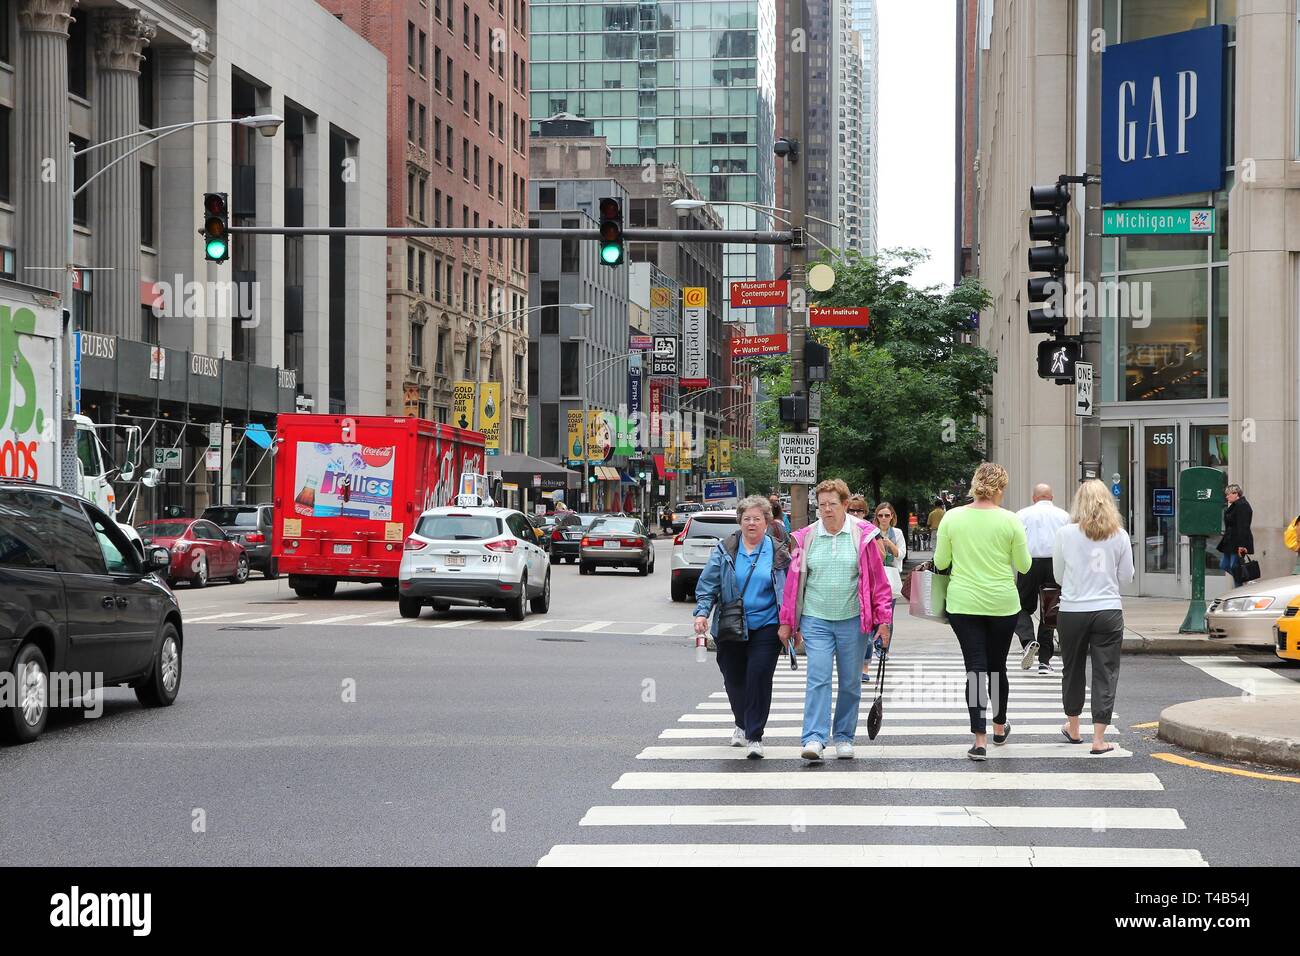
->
xmin=778 ymin=478 xmax=895 ymax=761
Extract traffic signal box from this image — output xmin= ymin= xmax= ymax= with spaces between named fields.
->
xmin=202 ymin=192 xmax=230 ymax=263
xmin=1027 ymin=182 xmax=1072 ymax=380
xmin=598 ymin=197 xmax=623 ymax=266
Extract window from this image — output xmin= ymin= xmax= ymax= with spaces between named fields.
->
xmin=463 ymin=333 xmax=476 ymax=378
xmin=435 ymin=0 xmax=442 ymax=22
xmin=474 ymin=81 xmax=480 ymax=121
xmin=68 ymin=12 xmax=88 ymax=98
xmin=538 ymin=186 xmax=556 ymax=210
xmin=410 ymin=321 xmax=425 ymax=368
xmin=447 ymin=56 xmax=454 ymax=100
xmin=498 ymin=102 xmax=505 ymax=141
xmin=474 ymin=14 xmax=481 ymax=54
xmin=137 ymin=162 xmax=156 ymax=246
xmin=541 ymin=403 xmax=558 ymax=458
xmin=407 ymin=247 xmax=416 ymax=291
xmin=433 ymin=256 xmax=442 ymax=300
xmin=488 ymin=94 xmax=495 ymax=133
xmin=419 ymin=104 xmax=427 ymax=147
xmin=88 ymin=508 xmax=137 ymax=576
xmin=49 ymin=496 xmax=106 ymax=575
xmin=472 ymin=275 xmax=480 ymax=314
xmin=497 ymin=163 xmax=504 ymax=200
xmin=462 ymin=138 xmax=469 ymax=179
xmin=142 ymin=305 xmax=158 ymax=346
xmin=436 ymin=327 xmax=449 ymax=373
xmin=447 ymin=0 xmax=453 ymax=32
xmin=446 ymin=125 xmax=454 ymax=169
xmin=528 ymin=346 xmax=538 ymax=396
xmin=434 ymin=188 xmax=442 ymax=226
xmin=629 ymin=198 xmax=658 ymax=227
xmin=560 ymin=218 xmax=579 ymax=272
xmin=446 ymin=195 xmax=453 ymax=230
xmin=71 ymin=135 xmax=89 ymax=226
xmin=418 ymin=176 xmax=426 ymax=220
xmin=560 ymin=341 xmax=579 ymax=395
xmin=513 ymin=352 xmax=524 ymax=390
xmin=434 ymin=45 xmax=442 ymax=89
xmin=0 ymin=247 xmax=15 ymax=280
xmin=0 ymin=106 xmax=9 ymax=203
xmin=419 ymin=30 xmax=427 ymax=75
xmin=417 ymin=250 xmax=427 ymax=293
xmin=463 ymin=3 xmax=470 ymax=45
xmin=462 ymin=270 xmax=470 ymax=309
xmin=511 ymin=418 xmax=525 ymax=454
xmin=463 ymin=71 xmax=470 ymax=114
xmin=528 ymin=218 xmax=540 ymax=272
xmin=540 ymin=278 xmax=559 ymax=333
xmin=473 ymin=146 xmax=480 ymax=186
xmin=408 ymin=21 xmax=416 ymax=68
xmin=406 ymin=172 xmax=416 ymax=217
xmin=0 ymin=491 xmax=51 ymax=570
xmin=434 ymin=119 xmax=442 ymax=161
xmin=487 ymin=158 xmax=494 ymax=196
xmin=407 ymin=97 xmax=415 ymax=142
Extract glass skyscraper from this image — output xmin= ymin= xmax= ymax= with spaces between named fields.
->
xmin=529 ymin=0 xmax=777 ymax=326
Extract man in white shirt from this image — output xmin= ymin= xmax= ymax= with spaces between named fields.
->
xmin=1014 ymin=484 xmax=1071 ymax=673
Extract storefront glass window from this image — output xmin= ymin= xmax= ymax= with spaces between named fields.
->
xmin=1120 ymin=0 xmax=1211 ymax=42
xmin=1119 ymin=269 xmax=1208 ymax=402
xmin=1211 ymin=266 xmax=1228 ymax=398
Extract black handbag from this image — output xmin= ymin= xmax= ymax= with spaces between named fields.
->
xmin=715 ymin=543 xmax=763 ymax=643
xmin=866 ymin=649 xmax=887 ymax=740
xmin=1241 ymin=554 xmax=1262 ymax=582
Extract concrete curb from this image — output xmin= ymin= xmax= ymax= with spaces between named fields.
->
xmin=1158 ymin=697 xmax=1300 ymax=770
xmin=1121 ymin=635 xmax=1259 ymax=655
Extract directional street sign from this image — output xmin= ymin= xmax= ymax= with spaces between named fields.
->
xmin=1074 ymin=362 xmax=1094 ymax=417
xmin=809 ymin=306 xmax=870 ymax=328
xmin=729 ymin=333 xmax=788 ymax=357
xmin=730 ymin=280 xmax=789 ymax=309
xmin=1101 ymin=208 xmax=1215 ymax=236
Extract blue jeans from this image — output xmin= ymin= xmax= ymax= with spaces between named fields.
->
xmin=800 ymin=615 xmax=869 ymax=746
xmin=1220 ymin=552 xmax=1244 ymax=587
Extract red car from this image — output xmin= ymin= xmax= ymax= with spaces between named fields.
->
xmin=136 ymin=518 xmax=250 ymax=588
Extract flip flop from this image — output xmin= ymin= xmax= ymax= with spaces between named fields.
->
xmin=1061 ymin=727 xmax=1083 ymax=744
xmin=1090 ymin=745 xmax=1115 ymax=755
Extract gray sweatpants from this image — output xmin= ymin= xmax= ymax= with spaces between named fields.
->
xmin=1056 ymin=609 xmax=1124 ymax=725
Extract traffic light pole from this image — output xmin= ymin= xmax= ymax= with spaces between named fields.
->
xmin=785 ymin=0 xmax=811 ymax=533
xmin=1079 ymin=0 xmax=1103 ymax=483
xmin=228 ymin=226 xmax=794 ymax=244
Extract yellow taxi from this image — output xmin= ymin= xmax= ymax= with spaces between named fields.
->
xmin=1275 ymin=595 xmax=1300 ymax=662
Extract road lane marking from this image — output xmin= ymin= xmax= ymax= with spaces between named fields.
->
xmin=676 ymin=711 xmax=1119 ymax=722
xmin=298 ymin=614 xmax=373 ymax=626
xmin=696 ymin=697 xmax=1081 ymax=710
xmin=573 ymin=620 xmax=615 ymax=633
xmin=1151 ymin=752 xmax=1300 ymax=784
xmin=1180 ymin=655 xmax=1300 ymax=695
xmin=184 ymin=612 xmax=252 ymax=623
xmin=577 ymin=804 xmax=1184 ymax=829
xmin=642 ymin=623 xmax=677 ymax=635
xmin=659 ymin=725 xmax=1119 ymax=739
xmin=538 ymin=844 xmax=1205 ymax=867
xmin=237 ymin=613 xmax=306 ymax=624
xmin=611 ymin=771 xmax=1161 ymax=791
xmin=424 ymin=618 xmax=483 ymax=628
xmin=635 ymin=744 xmax=1131 ymax=760
xmin=1130 ymin=721 xmax=1159 ymax=729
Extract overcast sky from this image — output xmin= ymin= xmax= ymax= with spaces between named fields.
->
xmin=876 ymin=0 xmax=957 ymax=290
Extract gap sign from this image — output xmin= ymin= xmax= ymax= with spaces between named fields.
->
xmin=1102 ymin=25 xmax=1226 ymax=204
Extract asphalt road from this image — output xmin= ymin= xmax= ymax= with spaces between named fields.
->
xmin=2 ymin=537 xmax=1298 ymax=867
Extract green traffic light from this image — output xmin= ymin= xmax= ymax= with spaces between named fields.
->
xmin=599 ymin=243 xmax=623 ymax=265
xmin=205 ymin=239 xmax=228 ymax=260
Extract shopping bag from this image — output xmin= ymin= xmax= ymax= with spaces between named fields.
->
xmin=1039 ymin=586 xmax=1061 ymax=629
xmin=907 ymin=567 xmax=949 ymax=623
xmin=884 ymin=565 xmax=903 ymax=599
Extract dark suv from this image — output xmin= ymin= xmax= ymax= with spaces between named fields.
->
xmin=200 ymin=504 xmax=276 ymax=578
xmin=0 ymin=480 xmax=184 ymax=744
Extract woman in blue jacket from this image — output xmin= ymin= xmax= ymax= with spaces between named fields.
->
xmin=693 ymin=495 xmax=792 ymax=759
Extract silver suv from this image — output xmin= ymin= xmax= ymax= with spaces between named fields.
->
xmin=669 ymin=510 xmax=738 ymax=603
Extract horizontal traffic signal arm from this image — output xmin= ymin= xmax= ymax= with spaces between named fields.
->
xmin=227 ymin=225 xmax=797 ymax=244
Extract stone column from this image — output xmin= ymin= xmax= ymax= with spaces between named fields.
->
xmin=92 ymin=9 xmax=155 ymax=340
xmin=17 ymin=0 xmax=77 ymax=293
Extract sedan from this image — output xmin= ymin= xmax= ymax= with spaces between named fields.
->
xmin=579 ymin=517 xmax=654 ymax=576
xmin=549 ymin=512 xmax=602 ymax=564
xmin=136 ymin=518 xmax=250 ymax=588
xmin=200 ymin=504 xmax=277 ymax=578
xmin=1207 ymin=574 xmax=1300 ymax=646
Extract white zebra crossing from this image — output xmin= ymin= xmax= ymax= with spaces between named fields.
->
xmin=540 ymin=652 xmax=1207 ymax=867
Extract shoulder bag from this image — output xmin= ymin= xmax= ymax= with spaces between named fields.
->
xmin=716 ymin=540 xmax=763 ymax=643
xmin=1241 ymin=553 xmax=1262 ymax=583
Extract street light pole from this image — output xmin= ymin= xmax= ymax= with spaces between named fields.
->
xmin=785 ymin=0 xmax=810 ymax=532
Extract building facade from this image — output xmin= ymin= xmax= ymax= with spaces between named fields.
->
xmin=321 ymin=0 xmax=531 ymax=446
xmin=969 ymin=0 xmax=1299 ymax=597
xmin=848 ymin=0 xmax=879 ymax=255
xmin=1 ymin=0 xmax=385 ymax=515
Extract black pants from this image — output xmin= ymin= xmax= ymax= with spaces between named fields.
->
xmin=948 ymin=612 xmax=1019 ymax=734
xmin=1014 ymin=556 xmax=1057 ymax=664
xmin=715 ymin=623 xmax=782 ymax=742
xmin=1057 ymin=609 xmax=1124 ymax=725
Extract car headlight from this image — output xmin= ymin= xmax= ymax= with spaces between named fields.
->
xmin=1221 ymin=596 xmax=1274 ymax=612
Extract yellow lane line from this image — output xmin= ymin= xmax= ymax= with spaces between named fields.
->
xmin=1152 ymin=752 xmax=1300 ymax=784
xmin=1130 ymin=721 xmax=1159 ymax=729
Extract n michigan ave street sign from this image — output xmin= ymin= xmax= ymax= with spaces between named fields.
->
xmin=1102 ymin=207 xmax=1215 ymax=235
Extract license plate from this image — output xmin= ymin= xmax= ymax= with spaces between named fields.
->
xmin=332 ymin=544 xmax=352 ymax=555
xmin=445 ymin=554 xmax=466 ymax=567
xmin=603 ymin=540 xmax=619 ymax=549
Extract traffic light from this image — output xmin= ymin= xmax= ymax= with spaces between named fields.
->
xmin=597 ymin=197 xmax=623 ymax=266
xmin=779 ymin=394 xmax=808 ymax=426
xmin=804 ymin=340 xmax=830 ymax=383
xmin=1037 ymin=337 xmax=1082 ymax=382
xmin=1026 ymin=182 xmax=1070 ymax=337
xmin=201 ymin=192 xmax=230 ymax=263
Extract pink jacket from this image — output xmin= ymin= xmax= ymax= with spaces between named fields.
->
xmin=779 ymin=518 xmax=895 ymax=633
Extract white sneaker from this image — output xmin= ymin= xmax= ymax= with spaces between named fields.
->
xmin=1038 ymin=662 xmax=1056 ymax=675
xmin=835 ymin=742 xmax=855 ymax=760
xmin=746 ymin=740 xmax=765 ymax=759
xmin=801 ymin=741 xmax=824 ymax=761
xmin=1020 ymin=641 xmax=1039 ymax=670
xmin=730 ymin=727 xmax=747 ymax=747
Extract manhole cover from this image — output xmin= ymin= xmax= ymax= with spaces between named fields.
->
xmin=537 ymin=637 xmax=586 ymax=643
xmin=219 ymin=625 xmax=283 ymax=631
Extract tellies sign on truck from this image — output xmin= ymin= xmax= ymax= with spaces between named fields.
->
xmin=0 ymin=298 xmax=56 ymax=482
xmin=292 ymin=442 xmax=398 ymax=520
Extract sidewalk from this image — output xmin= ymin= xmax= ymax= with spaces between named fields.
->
xmin=1159 ymin=696 xmax=1300 ymax=770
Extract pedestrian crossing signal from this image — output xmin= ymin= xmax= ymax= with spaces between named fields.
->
xmin=202 ymin=192 xmax=230 ymax=263
xmin=1037 ymin=336 xmax=1081 ymax=383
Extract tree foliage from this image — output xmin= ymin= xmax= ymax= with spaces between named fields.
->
xmin=729 ymin=448 xmax=779 ymax=497
xmin=753 ymin=250 xmax=995 ymax=514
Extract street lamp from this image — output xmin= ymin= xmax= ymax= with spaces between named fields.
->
xmin=670 ymin=198 xmax=843 ymax=257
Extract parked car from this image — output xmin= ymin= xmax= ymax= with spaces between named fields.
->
xmin=579 ymin=517 xmax=654 ymax=575
xmin=669 ymin=510 xmax=739 ymax=602
xmin=669 ymin=501 xmax=705 ymax=533
xmin=200 ymin=503 xmax=277 ymax=578
xmin=1275 ymin=596 xmax=1300 ymax=662
xmin=1206 ymin=574 xmax=1300 ymax=646
xmin=1 ymin=479 xmax=183 ymax=744
xmin=397 ymin=506 xmax=551 ymax=620
xmin=136 ymin=518 xmax=250 ymax=588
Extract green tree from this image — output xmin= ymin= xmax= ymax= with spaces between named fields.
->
xmin=729 ymin=448 xmax=779 ymax=497
xmin=754 ymin=249 xmax=994 ymax=508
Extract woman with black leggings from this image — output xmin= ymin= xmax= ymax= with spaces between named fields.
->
xmin=932 ymin=463 xmax=1032 ymax=760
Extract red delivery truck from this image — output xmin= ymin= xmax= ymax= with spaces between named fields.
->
xmin=272 ymin=414 xmax=486 ymax=598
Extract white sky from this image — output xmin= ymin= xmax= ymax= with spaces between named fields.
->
xmin=876 ymin=0 xmax=957 ymax=290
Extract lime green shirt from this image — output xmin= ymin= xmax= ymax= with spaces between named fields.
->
xmin=802 ymin=522 xmax=861 ymax=621
xmin=932 ymin=505 xmax=1032 ymax=616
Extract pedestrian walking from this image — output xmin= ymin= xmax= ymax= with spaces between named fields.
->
xmin=1217 ymin=483 xmax=1254 ymax=587
xmin=847 ymin=495 xmax=869 ymax=521
xmin=927 ymin=499 xmax=946 ymax=533
xmin=693 ymin=495 xmax=791 ymax=759
xmin=932 ymin=463 xmax=1032 ymax=761
xmin=862 ymin=501 xmax=906 ymax=680
xmin=1053 ymin=479 xmax=1135 ymax=755
xmin=767 ymin=495 xmax=789 ymax=544
xmin=778 ymin=479 xmax=894 ymax=762
xmin=1014 ymin=483 xmax=1071 ymax=673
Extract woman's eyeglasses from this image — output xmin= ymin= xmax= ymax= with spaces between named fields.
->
xmin=848 ymin=508 xmax=866 ymax=516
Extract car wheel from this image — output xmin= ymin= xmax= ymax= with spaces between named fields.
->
xmin=230 ymin=554 xmax=249 ymax=584
xmin=398 ymin=597 xmax=423 ymax=619
xmin=637 ymin=556 xmax=649 ymax=576
xmin=507 ymin=574 xmax=528 ymax=621
xmin=1 ymin=643 xmax=50 ymax=744
xmin=315 ymin=579 xmax=338 ymax=598
xmin=670 ymin=578 xmax=687 ymax=602
xmin=190 ymin=555 xmax=208 ymax=589
xmin=135 ymin=622 xmax=182 ymax=708
xmin=263 ymin=557 xmax=279 ymax=580
xmin=530 ymin=570 xmax=551 ymax=614
xmin=579 ymin=561 xmax=592 ymax=575
xmin=431 ymin=600 xmax=451 ymax=613
xmin=648 ymin=552 xmax=655 ymax=575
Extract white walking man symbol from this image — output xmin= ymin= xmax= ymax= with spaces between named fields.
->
xmin=1050 ymin=346 xmax=1069 ymax=375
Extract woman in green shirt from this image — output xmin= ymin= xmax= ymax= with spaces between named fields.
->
xmin=932 ymin=462 xmax=1032 ymax=761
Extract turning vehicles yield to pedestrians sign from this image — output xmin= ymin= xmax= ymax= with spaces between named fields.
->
xmin=778 ymin=432 xmax=818 ymax=484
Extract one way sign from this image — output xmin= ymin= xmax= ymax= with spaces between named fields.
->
xmin=1074 ymin=362 xmax=1094 ymax=417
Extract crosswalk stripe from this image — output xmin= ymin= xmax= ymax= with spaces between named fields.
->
xmin=502 ymin=619 xmax=552 ymax=630
xmin=299 ymin=613 xmax=373 ymax=626
xmin=642 ymin=623 xmax=677 ymax=635
xmin=636 ymin=744 xmax=1131 ymax=760
xmin=538 ymin=844 xmax=1207 ymax=867
xmin=677 ymin=711 xmax=1119 ymax=722
xmin=184 ymin=612 xmax=252 ymax=623
xmin=1180 ymin=655 xmax=1300 ymax=695
xmin=611 ymin=771 xmax=1160 ymax=791
xmin=366 ymin=618 xmax=409 ymax=626
xmin=238 ymin=613 xmax=306 ymax=624
xmin=423 ymin=617 xmax=484 ymax=628
xmin=573 ymin=620 xmax=615 ymax=633
xmin=578 ymin=804 xmax=1183 ymax=829
xmin=696 ymin=698 xmax=1082 ymax=710
xmin=659 ymin=725 xmax=1119 ymax=739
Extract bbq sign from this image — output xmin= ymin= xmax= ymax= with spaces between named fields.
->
xmin=1102 ymin=25 xmax=1226 ymax=204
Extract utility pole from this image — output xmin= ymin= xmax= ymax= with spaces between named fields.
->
xmin=1080 ymin=0 xmax=1102 ymax=481
xmin=786 ymin=0 xmax=810 ymax=532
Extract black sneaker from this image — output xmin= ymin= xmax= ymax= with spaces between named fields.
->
xmin=992 ymin=723 xmax=1011 ymax=746
xmin=967 ymin=745 xmax=987 ymax=762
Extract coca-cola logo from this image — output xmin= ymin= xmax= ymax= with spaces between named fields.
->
xmin=359 ymin=445 xmax=394 ymax=468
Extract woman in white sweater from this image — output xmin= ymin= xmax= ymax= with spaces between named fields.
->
xmin=1052 ymin=480 xmax=1135 ymax=754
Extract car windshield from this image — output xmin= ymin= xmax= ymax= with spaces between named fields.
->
xmin=416 ymin=514 xmax=500 ymax=540
xmin=688 ymin=516 xmax=736 ymax=538
xmin=139 ymin=521 xmax=190 ymax=538
xmin=576 ymin=514 xmax=604 ymax=528
xmin=590 ymin=518 xmax=638 ymax=535
xmin=202 ymin=508 xmax=258 ymax=527
xmin=675 ymin=503 xmax=703 ymax=513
